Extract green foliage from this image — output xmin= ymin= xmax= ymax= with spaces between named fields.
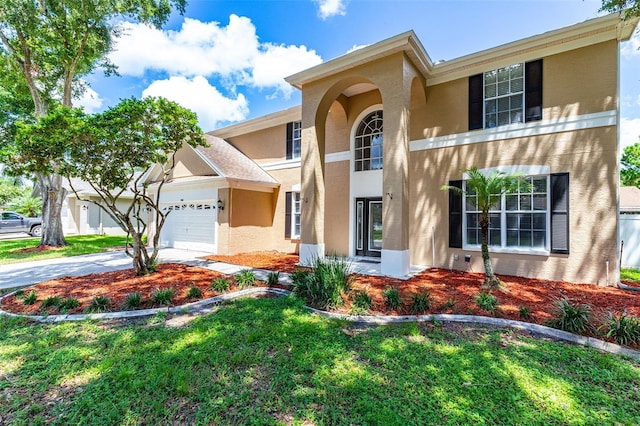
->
xmin=22 ymin=291 xmax=37 ymax=305
xmin=351 ymin=290 xmax=372 ymax=314
xmin=59 ymin=298 xmax=80 ymax=313
xmin=186 ymin=286 xmax=203 ymax=300
xmin=382 ymin=286 xmax=402 ymax=310
xmin=440 ymin=297 xmax=457 ymax=311
xmin=40 ymin=296 xmax=62 ymax=310
xmin=152 ymin=288 xmax=174 ymax=306
xmin=475 ymin=292 xmax=499 ymax=314
xmin=291 ymin=256 xmax=352 ymax=309
xmin=621 ymin=267 xmax=640 ymax=282
xmin=599 ymin=312 xmax=640 ymax=346
xmin=620 ymin=143 xmax=640 ymax=187
xmin=519 ymin=305 xmax=531 ymax=319
xmin=210 ymin=277 xmax=230 ymax=292
xmin=546 ymin=298 xmax=593 ymax=334
xmin=122 ymin=292 xmax=143 ymax=310
xmin=85 ymin=296 xmax=111 ymax=313
xmin=0 ymin=177 xmax=26 ymax=207
xmin=7 ymin=194 xmax=42 ymax=217
xmin=410 ymin=292 xmax=432 ymax=314
xmin=235 ymin=269 xmax=256 ymax=288
xmin=267 ymin=271 xmax=280 ymax=285
xmin=601 ymin=0 xmax=640 ymax=19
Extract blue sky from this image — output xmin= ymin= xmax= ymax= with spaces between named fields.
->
xmin=77 ymin=0 xmax=640 ymax=148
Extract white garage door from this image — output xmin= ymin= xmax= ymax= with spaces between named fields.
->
xmin=160 ymin=201 xmax=217 ymax=252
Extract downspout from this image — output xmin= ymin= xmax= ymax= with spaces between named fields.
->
xmin=431 ymin=226 xmax=435 ymax=269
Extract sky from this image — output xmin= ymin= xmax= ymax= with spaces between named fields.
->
xmin=76 ymin=0 xmax=640 ymax=149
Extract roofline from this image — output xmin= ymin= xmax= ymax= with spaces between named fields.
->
xmin=209 ymin=105 xmax=301 ymax=139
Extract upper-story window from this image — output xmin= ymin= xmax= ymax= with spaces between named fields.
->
xmin=286 ymin=121 xmax=301 ymax=160
xmin=469 ymin=59 xmax=542 ymax=131
xmin=354 ymin=110 xmax=383 ymax=172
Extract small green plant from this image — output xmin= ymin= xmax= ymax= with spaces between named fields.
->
xmin=236 ymin=269 xmax=257 ymax=288
xmin=475 ymin=292 xmax=499 ymax=314
xmin=267 ymin=271 xmax=280 ymax=285
xmin=148 ymin=310 xmax=167 ymax=324
xmin=186 ymin=285 xmax=203 ymax=299
xmin=546 ymin=297 xmax=593 ymax=334
xmin=148 ymin=258 xmax=158 ymax=273
xmin=210 ymin=277 xmax=230 ymax=292
xmin=152 ymin=288 xmax=175 ymax=306
xmin=599 ymin=312 xmax=640 ymax=346
xmin=519 ymin=305 xmax=531 ymax=319
xmin=382 ymin=286 xmax=401 ymax=310
xmin=351 ymin=290 xmax=372 ymax=314
xmin=14 ymin=290 xmax=25 ymax=298
xmin=291 ymin=255 xmax=352 ymax=309
xmin=41 ymin=296 xmax=62 ymax=310
xmin=122 ymin=292 xmax=142 ymax=310
xmin=59 ymin=298 xmax=80 ymax=313
xmin=23 ymin=291 xmax=37 ymax=305
xmin=440 ymin=297 xmax=456 ymax=311
xmin=85 ymin=296 xmax=111 ymax=313
xmin=410 ymin=292 xmax=432 ymax=314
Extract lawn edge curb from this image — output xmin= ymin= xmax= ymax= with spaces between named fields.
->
xmin=2 ymin=287 xmax=639 ymax=360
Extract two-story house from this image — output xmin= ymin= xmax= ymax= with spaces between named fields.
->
xmin=145 ymin=13 xmax=638 ymax=285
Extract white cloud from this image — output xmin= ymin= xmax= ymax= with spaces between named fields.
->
xmin=73 ymin=85 xmax=103 ymax=113
xmin=109 ymin=15 xmax=322 ymax=97
xmin=142 ymin=76 xmax=249 ymax=131
xmin=622 ymin=29 xmax=640 ymax=58
xmin=314 ymin=0 xmax=347 ymax=19
xmin=621 ymin=117 xmax=640 ymax=151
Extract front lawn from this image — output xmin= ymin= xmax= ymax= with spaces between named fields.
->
xmin=0 ymin=297 xmax=638 ymax=425
xmin=621 ymin=267 xmax=640 ymax=282
xmin=0 ymin=235 xmax=135 ymax=265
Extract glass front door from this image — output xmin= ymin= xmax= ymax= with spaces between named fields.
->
xmin=355 ymin=197 xmax=382 ymax=257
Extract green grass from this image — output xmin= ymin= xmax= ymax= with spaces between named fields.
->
xmin=621 ymin=267 xmax=640 ymax=282
xmin=1 ymin=297 xmax=638 ymax=425
xmin=0 ymin=235 xmax=136 ymax=265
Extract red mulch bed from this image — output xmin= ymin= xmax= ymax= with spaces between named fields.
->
xmin=2 ymin=251 xmax=640 ymax=347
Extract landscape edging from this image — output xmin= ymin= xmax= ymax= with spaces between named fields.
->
xmin=1 ymin=287 xmax=639 ymax=360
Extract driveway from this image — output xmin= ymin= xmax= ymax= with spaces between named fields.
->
xmin=0 ymin=248 xmax=214 ymax=291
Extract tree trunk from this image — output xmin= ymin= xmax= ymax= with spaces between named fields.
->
xmin=39 ymin=174 xmax=67 ymax=246
xmin=480 ymin=210 xmax=502 ymax=290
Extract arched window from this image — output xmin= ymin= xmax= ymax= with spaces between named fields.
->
xmin=354 ymin=110 xmax=383 ymax=171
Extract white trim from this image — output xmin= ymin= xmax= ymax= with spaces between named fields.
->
xmin=381 ymin=249 xmax=410 ymax=277
xmin=325 ymin=151 xmax=350 ymax=163
xmin=262 ymin=159 xmax=301 ymax=171
xmin=209 ymin=106 xmax=301 ymax=138
xmin=300 ymin=243 xmax=325 ymax=266
xmin=462 ymin=165 xmax=550 ymax=179
xmin=410 ymin=110 xmax=616 ymax=152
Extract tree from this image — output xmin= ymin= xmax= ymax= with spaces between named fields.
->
xmin=0 ymin=0 xmax=186 ymax=247
xmin=621 ymin=143 xmax=640 ymax=187
xmin=17 ymin=97 xmax=205 ymax=275
xmin=601 ymin=0 xmax=640 ymax=17
xmin=442 ymin=168 xmax=530 ymax=290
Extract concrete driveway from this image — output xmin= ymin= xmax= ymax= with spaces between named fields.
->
xmin=0 ymin=248 xmax=214 ymax=291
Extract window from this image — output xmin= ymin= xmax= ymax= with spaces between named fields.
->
xmin=469 ymin=59 xmax=543 ymax=131
xmin=354 ymin=110 xmax=383 ymax=172
xmin=286 ymin=121 xmax=302 ymax=160
xmin=448 ymin=172 xmax=569 ymax=254
xmin=285 ymin=191 xmax=301 ymax=239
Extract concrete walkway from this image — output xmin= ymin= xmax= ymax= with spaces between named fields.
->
xmin=0 ymin=248 xmax=214 ymax=290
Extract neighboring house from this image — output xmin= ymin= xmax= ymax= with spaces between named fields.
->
xmin=146 ymin=13 xmax=637 ymax=285
xmin=620 ymin=186 xmax=640 ymax=268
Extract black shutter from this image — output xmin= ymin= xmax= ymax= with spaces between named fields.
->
xmin=550 ymin=173 xmax=569 ymax=254
xmin=449 ymin=180 xmax=463 ymax=248
xmin=285 ymin=191 xmax=292 ymax=239
xmin=525 ymin=59 xmax=543 ymax=122
xmin=286 ymin=122 xmax=293 ymax=160
xmin=468 ymin=74 xmax=483 ymax=131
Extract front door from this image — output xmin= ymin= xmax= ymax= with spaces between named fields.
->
xmin=355 ymin=197 xmax=382 ymax=257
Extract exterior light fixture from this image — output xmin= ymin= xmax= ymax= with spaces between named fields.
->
xmin=217 ymin=199 xmax=224 ymax=211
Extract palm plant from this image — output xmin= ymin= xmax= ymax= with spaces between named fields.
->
xmin=442 ymin=167 xmax=530 ymax=289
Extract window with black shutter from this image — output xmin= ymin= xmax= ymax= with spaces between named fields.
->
xmin=550 ymin=173 xmax=569 ymax=254
xmin=285 ymin=191 xmax=292 ymax=238
xmin=525 ymin=59 xmax=543 ymax=122
xmin=448 ymin=180 xmax=463 ymax=248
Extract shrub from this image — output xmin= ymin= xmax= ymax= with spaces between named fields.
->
xmin=23 ymin=291 xmax=37 ymax=305
xmin=599 ymin=312 xmax=640 ymax=346
xmin=14 ymin=290 xmax=25 ymax=298
xmin=351 ymin=290 xmax=372 ymax=314
xmin=383 ymin=286 xmax=401 ymax=310
xmin=235 ymin=269 xmax=256 ymax=288
xmin=59 ymin=298 xmax=80 ymax=313
xmin=440 ymin=297 xmax=456 ymax=311
xmin=291 ymin=255 xmax=352 ymax=309
xmin=267 ymin=271 xmax=280 ymax=286
xmin=122 ymin=292 xmax=142 ymax=310
xmin=186 ymin=285 xmax=202 ymax=299
xmin=546 ymin=297 xmax=593 ymax=334
xmin=475 ymin=292 xmax=499 ymax=314
xmin=210 ymin=277 xmax=230 ymax=292
xmin=410 ymin=292 xmax=431 ymax=314
xmin=152 ymin=288 xmax=175 ymax=306
xmin=519 ymin=305 xmax=531 ymax=319
xmin=85 ymin=296 xmax=111 ymax=313
xmin=41 ymin=296 xmax=62 ymax=310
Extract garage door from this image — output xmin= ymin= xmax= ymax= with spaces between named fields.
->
xmin=160 ymin=202 xmax=217 ymax=252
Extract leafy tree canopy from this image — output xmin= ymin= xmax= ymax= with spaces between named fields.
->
xmin=621 ymin=143 xmax=640 ymax=187
xmin=601 ymin=0 xmax=640 ymax=17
